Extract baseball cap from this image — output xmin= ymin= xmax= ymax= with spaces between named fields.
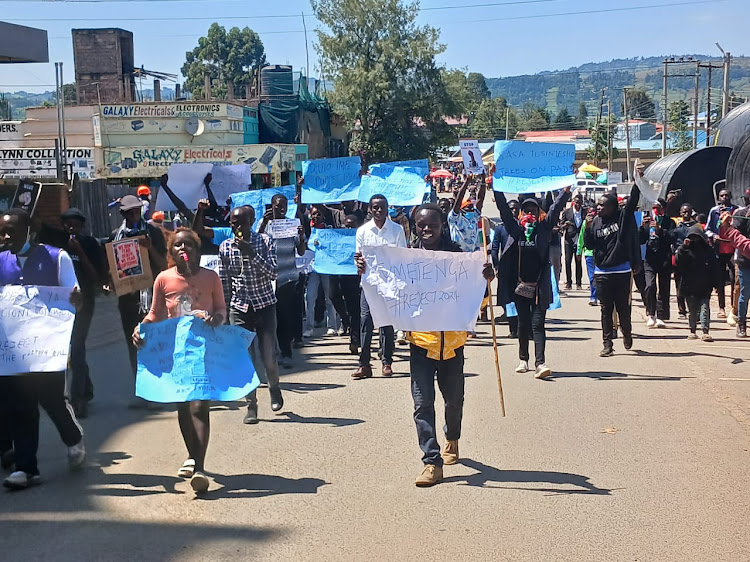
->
xmin=119 ymin=195 xmax=144 ymax=211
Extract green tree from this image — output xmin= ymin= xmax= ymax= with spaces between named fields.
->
xmin=669 ymin=99 xmax=692 ymax=153
xmin=313 ymin=0 xmax=456 ymax=161
xmin=466 ymin=72 xmax=490 ymax=102
xmin=181 ymin=23 xmax=266 ymax=99
xmin=441 ymin=68 xmax=471 ymax=116
xmin=554 ymin=108 xmax=575 ymax=128
xmin=470 ymin=97 xmax=519 ymax=140
xmin=519 ymin=102 xmax=550 ymax=130
xmin=587 ymin=113 xmax=619 ymax=165
xmin=0 ymin=93 xmax=11 ymax=121
xmin=576 ymin=101 xmax=589 ymax=128
xmin=623 ymin=88 xmax=656 ymax=120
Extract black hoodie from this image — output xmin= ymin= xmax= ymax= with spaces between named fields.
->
xmin=674 ymin=225 xmax=720 ymax=298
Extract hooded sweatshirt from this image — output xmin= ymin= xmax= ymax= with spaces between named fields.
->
xmin=674 ymin=225 xmax=720 ymax=298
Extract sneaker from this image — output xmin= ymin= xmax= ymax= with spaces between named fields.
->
xmin=190 ymin=471 xmax=210 ymax=494
xmin=325 ymin=328 xmax=337 ymax=336
xmin=728 ymin=312 xmax=738 ymax=327
xmin=338 ymin=326 xmax=349 ymax=337
xmin=564 ymin=283 xmax=572 ymax=290
xmin=270 ymin=387 xmax=284 ymax=412
xmin=279 ymin=356 xmax=292 ymax=369
xmin=415 ymin=464 xmax=443 ymax=487
xmin=655 ymin=319 xmax=666 ymax=328
xmin=396 ymin=331 xmax=407 ymax=345
xmin=3 ymin=471 xmax=41 ymax=490
xmin=515 ymin=360 xmax=529 ymax=373
xmin=701 ymin=333 xmax=714 ymax=342
xmin=302 ymin=328 xmax=313 ymax=338
xmin=534 ymin=364 xmax=552 ymax=379
xmin=737 ymin=324 xmax=747 ymax=338
xmin=68 ymin=440 xmax=86 ymax=470
xmin=599 ymin=345 xmax=614 ymax=357
xmin=243 ymin=404 xmax=259 ymax=425
xmin=687 ymin=332 xmax=699 ymax=340
xmin=441 ymin=440 xmax=459 ymax=465
xmin=588 ymin=300 xmax=598 ymax=307
xmin=466 ymin=331 xmax=477 ymax=339
xmin=351 ymin=365 xmax=373 ymax=380
xmin=576 ymin=285 xmax=583 ymax=291
xmin=646 ymin=316 xmax=656 ymax=328
xmin=678 ymin=312 xmax=687 ymax=320
xmin=623 ymin=333 xmax=633 ymax=350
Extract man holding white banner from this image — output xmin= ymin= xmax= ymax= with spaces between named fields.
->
xmin=358 ymin=204 xmax=494 ymax=487
xmin=0 ymin=209 xmax=85 ymax=490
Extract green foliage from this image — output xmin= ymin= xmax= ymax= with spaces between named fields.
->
xmin=669 ymin=99 xmax=692 ymax=153
xmin=623 ymin=88 xmax=655 ymax=119
xmin=587 ymin=113 xmax=619 ymax=165
xmin=576 ymin=101 xmax=589 ymax=128
xmin=312 ymin=0 xmax=456 ymax=162
xmin=0 ymin=93 xmax=11 ymax=121
xmin=470 ymin=97 xmax=518 ymax=139
xmin=181 ymin=23 xmax=266 ymax=99
xmin=519 ymin=102 xmax=550 ymax=130
xmin=466 ymin=72 xmax=490 ymax=102
xmin=554 ymin=108 xmax=575 ymax=128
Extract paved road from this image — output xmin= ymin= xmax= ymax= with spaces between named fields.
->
xmin=2 ymin=279 xmax=750 ymax=560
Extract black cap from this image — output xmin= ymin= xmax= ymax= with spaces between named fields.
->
xmin=61 ymin=207 xmax=86 ymax=222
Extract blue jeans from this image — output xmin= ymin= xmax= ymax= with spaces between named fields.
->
xmin=305 ymin=272 xmax=337 ymax=331
xmin=585 ymin=256 xmax=597 ymax=301
xmin=410 ymin=345 xmax=465 ymax=467
xmin=686 ymin=295 xmax=710 ymax=334
xmin=738 ymin=266 xmax=750 ymax=322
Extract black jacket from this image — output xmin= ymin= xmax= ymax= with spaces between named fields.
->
xmin=584 ymin=183 xmax=642 ymax=272
xmin=561 ymin=206 xmax=585 ymax=243
xmin=675 ymin=226 xmax=721 ymax=298
xmin=639 ymin=216 xmax=676 ymax=268
xmin=495 ymin=189 xmax=570 ymax=309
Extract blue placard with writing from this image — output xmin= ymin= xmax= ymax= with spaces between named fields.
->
xmin=136 ymin=316 xmax=259 ymax=403
xmin=493 ymin=141 xmax=576 ymax=194
xmin=310 ymin=228 xmax=358 ymax=275
xmin=359 ymin=162 xmax=429 ymax=207
xmin=229 ymin=185 xmax=297 ymax=232
xmin=301 ymin=156 xmax=362 ymax=204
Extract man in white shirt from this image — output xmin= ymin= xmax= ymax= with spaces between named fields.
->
xmin=352 ymin=194 xmax=407 ymax=379
xmin=0 ymin=208 xmax=85 ymax=490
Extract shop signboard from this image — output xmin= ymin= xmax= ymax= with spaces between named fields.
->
xmin=100 ymin=103 xmax=245 ymax=120
xmin=0 ymin=147 xmax=97 ymax=179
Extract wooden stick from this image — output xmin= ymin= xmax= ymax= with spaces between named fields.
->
xmin=481 ymin=217 xmax=506 ymax=417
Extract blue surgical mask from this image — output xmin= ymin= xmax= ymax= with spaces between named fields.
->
xmin=388 ymin=207 xmax=399 ymax=218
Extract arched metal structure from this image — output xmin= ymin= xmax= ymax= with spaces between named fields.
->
xmin=713 ymin=101 xmax=750 ymax=149
xmin=726 ymin=130 xmax=750 ymax=202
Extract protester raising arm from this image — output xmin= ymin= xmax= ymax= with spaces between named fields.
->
xmin=493 ymin=190 xmax=523 ymax=240
xmin=451 ymin=176 xmax=471 ymax=215
xmin=475 ymin=175 xmax=487 ymax=214
xmin=543 ymin=187 xmax=572 ymax=226
xmin=159 ymin=174 xmax=196 ymax=224
xmin=720 ymin=211 xmax=750 ymax=258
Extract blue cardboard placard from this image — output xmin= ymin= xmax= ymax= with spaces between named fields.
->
xmin=229 ymin=185 xmax=297 ymax=231
xmin=136 ymin=316 xmax=259 ymax=403
xmin=310 ymin=228 xmax=358 ymax=275
xmin=301 ymin=156 xmax=362 ymax=204
xmin=493 ymin=141 xmax=576 ymax=194
xmin=358 ymin=163 xmax=428 ymax=207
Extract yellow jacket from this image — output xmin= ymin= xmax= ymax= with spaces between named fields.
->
xmin=406 ymin=330 xmax=468 ymax=361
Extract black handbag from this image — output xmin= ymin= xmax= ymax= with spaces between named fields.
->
xmin=514 ymin=242 xmax=540 ymax=299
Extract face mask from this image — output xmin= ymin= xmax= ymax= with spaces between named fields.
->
xmin=388 ymin=207 xmax=399 ymax=218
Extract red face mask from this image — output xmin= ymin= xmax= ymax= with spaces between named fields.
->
xmin=652 ymin=207 xmax=664 ymax=217
xmin=520 ymin=213 xmax=536 ymax=227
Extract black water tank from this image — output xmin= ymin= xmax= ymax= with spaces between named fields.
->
xmin=260 ymin=65 xmax=293 ymax=97
xmin=726 ymin=130 xmax=750 ymax=201
xmin=713 ymin=101 xmax=750 ymax=149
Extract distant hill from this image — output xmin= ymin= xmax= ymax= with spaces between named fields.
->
xmin=485 ymin=55 xmax=750 ymax=117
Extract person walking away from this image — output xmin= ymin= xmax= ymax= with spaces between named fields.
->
xmin=675 ymin=226 xmax=719 ymax=341
xmin=108 ymin=195 xmax=167 ymax=408
xmin=671 ymin=203 xmax=697 ymax=320
xmin=640 ymin=199 xmax=676 ymax=328
xmin=352 ymin=195 xmax=407 ymax=379
xmin=584 ymin=184 xmax=641 ymax=357
xmin=257 ymin=194 xmax=306 ymax=368
xmin=562 ymin=193 xmax=585 ymax=290
xmin=577 ymin=206 xmax=598 ymax=305
xmin=0 ymin=209 xmax=85 ymax=490
xmin=133 ymin=228 xmax=225 ymax=493
xmin=219 ymin=206 xmax=283 ymax=425
xmin=356 ymin=204 xmax=494 ymax=487
xmin=705 ymin=188 xmax=738 ymax=319
xmin=495 ymin=187 xmax=571 ymax=378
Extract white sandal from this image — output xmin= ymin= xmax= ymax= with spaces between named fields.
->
xmin=177 ymin=459 xmax=195 ymax=478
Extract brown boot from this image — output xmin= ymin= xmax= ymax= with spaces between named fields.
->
xmin=351 ymin=365 xmax=373 ymax=380
xmin=415 ymin=464 xmax=443 ymax=487
xmin=441 ymin=440 xmax=459 ymax=465
xmin=382 ymin=364 xmax=394 ymax=377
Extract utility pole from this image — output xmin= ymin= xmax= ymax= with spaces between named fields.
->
xmin=706 ymin=64 xmax=712 ymax=147
xmin=607 ymin=99 xmax=613 ymax=172
xmin=662 ymin=59 xmax=668 ymax=158
xmin=302 ymin=12 xmax=310 ymax=89
xmin=623 ymin=87 xmax=632 ymax=181
xmin=722 ymin=51 xmax=731 ymax=119
xmin=505 ymin=105 xmax=510 ymax=140
xmin=693 ymin=61 xmax=700 ymax=149
xmin=593 ymin=88 xmax=604 ymax=166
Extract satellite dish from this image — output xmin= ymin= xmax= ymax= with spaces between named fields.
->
xmin=185 ymin=118 xmax=205 ymax=136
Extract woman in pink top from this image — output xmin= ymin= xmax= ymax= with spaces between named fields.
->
xmin=133 ymin=228 xmax=225 ymax=493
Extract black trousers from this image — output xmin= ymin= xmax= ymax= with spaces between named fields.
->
xmin=360 ymin=291 xmax=394 ymax=367
xmin=275 ymin=281 xmax=300 ymax=358
xmin=331 ymin=275 xmax=361 ymax=346
xmin=717 ymin=253 xmax=735 ymax=310
xmin=643 ymin=262 xmax=672 ymax=320
xmin=293 ymin=275 xmax=306 ymax=341
xmin=118 ymin=292 xmax=146 ymax=378
xmin=596 ymin=273 xmax=633 ymax=346
xmin=674 ymin=270 xmax=687 ymax=315
xmin=0 ymin=373 xmax=83 ymax=476
xmin=69 ymin=295 xmax=95 ymax=404
xmin=564 ymin=238 xmax=583 ymax=286
xmin=514 ymin=296 xmax=547 ymax=366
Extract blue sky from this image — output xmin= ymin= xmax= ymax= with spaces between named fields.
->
xmin=1 ymin=0 xmax=745 ymax=93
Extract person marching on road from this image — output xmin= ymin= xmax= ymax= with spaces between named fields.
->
xmin=133 ymin=228 xmax=226 ymax=493
xmin=355 ymin=204 xmax=494 ymax=487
